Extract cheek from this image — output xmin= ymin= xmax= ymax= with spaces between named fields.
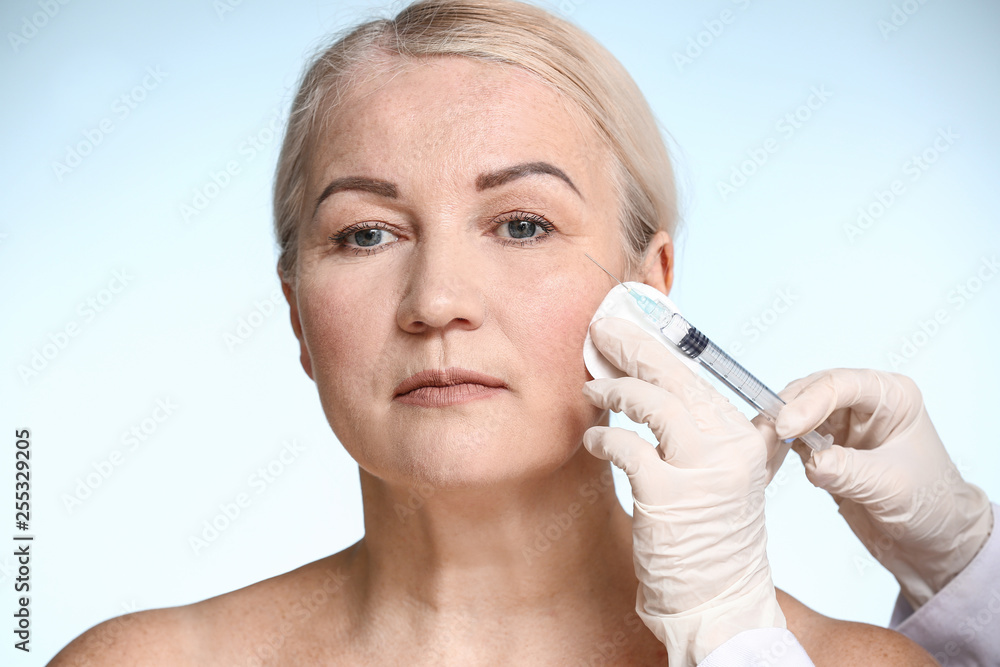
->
xmin=499 ymin=268 xmax=611 ymax=461
xmin=300 ymin=289 xmax=354 ymax=362
xmin=510 ymin=269 xmax=607 ymax=396
xmin=297 ymin=278 xmax=383 ymax=411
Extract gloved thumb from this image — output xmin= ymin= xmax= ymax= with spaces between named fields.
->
xmin=775 ymin=377 xmax=839 ymax=440
xmin=802 ymin=444 xmax=868 ymax=500
xmin=752 ymin=413 xmax=791 ymax=485
xmin=775 ymin=399 xmax=827 ymax=441
xmin=583 ymin=426 xmax=663 ymax=498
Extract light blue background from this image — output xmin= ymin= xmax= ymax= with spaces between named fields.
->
xmin=2 ymin=0 xmax=999 ymax=663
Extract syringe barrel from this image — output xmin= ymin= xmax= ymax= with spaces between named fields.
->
xmin=656 ymin=314 xmax=834 ymax=452
xmin=666 ymin=319 xmax=783 ymax=420
xmin=698 ymin=341 xmax=784 ymax=420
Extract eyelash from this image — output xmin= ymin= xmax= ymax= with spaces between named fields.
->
xmin=327 ymin=212 xmax=556 ymax=256
xmin=328 ymin=221 xmax=396 ymax=257
xmin=494 ymin=211 xmax=556 ymax=248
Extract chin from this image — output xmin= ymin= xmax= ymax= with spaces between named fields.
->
xmin=355 ymin=425 xmax=584 ymax=490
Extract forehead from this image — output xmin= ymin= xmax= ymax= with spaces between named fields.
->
xmin=308 ymin=56 xmax=608 ymax=191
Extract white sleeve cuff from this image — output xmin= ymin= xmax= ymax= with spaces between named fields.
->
xmin=890 ymin=502 xmax=1000 ymax=667
xmin=698 ymin=628 xmax=814 ymax=667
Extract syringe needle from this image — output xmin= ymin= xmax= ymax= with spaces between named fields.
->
xmin=584 ymin=253 xmax=627 ymax=289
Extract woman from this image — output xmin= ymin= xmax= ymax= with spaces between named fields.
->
xmin=49 ymin=1 xmax=945 ymax=664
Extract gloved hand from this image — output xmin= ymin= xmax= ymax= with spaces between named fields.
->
xmin=581 ymin=317 xmax=786 ymax=666
xmin=775 ymin=368 xmax=993 ymax=608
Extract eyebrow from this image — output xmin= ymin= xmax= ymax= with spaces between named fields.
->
xmin=313 ymin=161 xmax=583 ymax=217
xmin=476 ymin=161 xmax=582 ymax=198
xmin=313 ymin=177 xmax=398 ymax=216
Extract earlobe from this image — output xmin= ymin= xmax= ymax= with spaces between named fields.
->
xmin=640 ymin=230 xmax=674 ymax=295
xmin=278 ymin=269 xmax=314 ymax=380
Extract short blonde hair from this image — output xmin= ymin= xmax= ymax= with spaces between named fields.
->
xmin=273 ymin=0 xmax=678 ymax=282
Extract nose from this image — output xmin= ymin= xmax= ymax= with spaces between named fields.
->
xmin=396 ymin=237 xmax=486 ymax=335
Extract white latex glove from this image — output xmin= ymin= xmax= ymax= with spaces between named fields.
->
xmin=582 ymin=281 xmax=791 ymax=485
xmin=582 ymin=316 xmax=786 ymax=667
xmin=775 ymin=368 xmax=993 ymax=609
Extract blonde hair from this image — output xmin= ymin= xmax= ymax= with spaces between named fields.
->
xmin=273 ymin=0 xmax=678 ymax=282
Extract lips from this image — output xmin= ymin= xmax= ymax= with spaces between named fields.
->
xmin=393 ymin=367 xmax=507 ymax=397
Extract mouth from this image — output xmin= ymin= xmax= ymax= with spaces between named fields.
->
xmin=393 ymin=367 xmax=508 ymax=408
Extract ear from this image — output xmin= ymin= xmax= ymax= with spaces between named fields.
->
xmin=640 ymin=230 xmax=674 ymax=295
xmin=279 ymin=268 xmax=314 ymax=380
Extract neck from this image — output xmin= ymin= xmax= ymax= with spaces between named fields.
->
xmin=351 ymin=444 xmax=635 ymax=621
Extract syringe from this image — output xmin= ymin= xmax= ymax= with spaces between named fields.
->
xmin=585 ymin=254 xmax=833 ymax=452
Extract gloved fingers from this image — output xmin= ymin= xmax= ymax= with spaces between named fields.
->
xmin=790 ymin=440 xmax=811 ymax=467
xmin=752 ymin=413 xmax=790 ymax=485
xmin=589 ymin=317 xmax=717 ymax=409
xmin=583 ymin=377 xmax=704 ymax=467
xmin=777 ymin=369 xmax=831 ymax=402
xmin=589 ymin=316 xmax=747 ymax=428
xmin=774 ymin=368 xmax=885 ymax=441
xmin=801 ymin=444 xmax=874 ymax=501
xmin=582 ymin=426 xmax=667 ymax=499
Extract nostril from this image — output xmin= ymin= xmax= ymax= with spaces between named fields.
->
xmin=395 ymin=265 xmax=488 ymax=333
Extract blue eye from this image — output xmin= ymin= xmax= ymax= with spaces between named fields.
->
xmin=329 ymin=222 xmax=399 ymax=255
xmin=352 ymin=228 xmax=391 ymax=247
xmin=495 ymin=212 xmax=555 ymax=247
xmin=503 ymin=219 xmax=539 ymax=239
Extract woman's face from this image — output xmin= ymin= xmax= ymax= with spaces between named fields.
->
xmin=290 ymin=56 xmax=628 ymax=488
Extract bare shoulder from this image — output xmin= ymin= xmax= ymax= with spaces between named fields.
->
xmin=47 ymin=605 xmax=203 ymax=667
xmin=48 ymin=551 xmax=356 ymax=667
xmin=776 ymin=588 xmax=937 ymax=666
